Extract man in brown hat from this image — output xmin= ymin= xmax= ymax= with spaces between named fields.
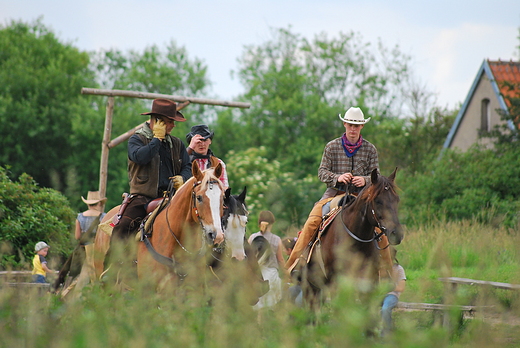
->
xmin=111 ymin=99 xmax=192 ymax=244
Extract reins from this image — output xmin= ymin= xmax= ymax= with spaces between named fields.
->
xmin=141 ymin=177 xmax=220 ymax=279
xmin=340 ymin=188 xmax=390 ymax=249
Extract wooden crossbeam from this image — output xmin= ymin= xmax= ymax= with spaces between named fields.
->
xmin=81 ymin=88 xmax=250 ymax=108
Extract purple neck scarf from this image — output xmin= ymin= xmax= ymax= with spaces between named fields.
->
xmin=341 ymin=134 xmax=363 ymax=158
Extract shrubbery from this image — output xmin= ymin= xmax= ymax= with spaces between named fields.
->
xmin=0 ymin=166 xmax=75 ymax=269
xmin=400 ymin=143 xmax=520 ymax=228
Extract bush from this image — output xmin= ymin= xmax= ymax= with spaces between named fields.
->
xmin=0 ymin=166 xmax=75 ymax=269
xmin=400 ymin=145 xmax=520 ymax=228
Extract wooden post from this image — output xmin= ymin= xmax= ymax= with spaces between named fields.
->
xmin=98 ymin=97 xmax=114 ymax=210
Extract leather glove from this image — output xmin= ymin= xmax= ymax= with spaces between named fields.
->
xmin=153 ymin=119 xmax=167 ymax=140
xmin=172 ymin=175 xmax=184 ymax=191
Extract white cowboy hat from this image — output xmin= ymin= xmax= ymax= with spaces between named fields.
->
xmin=81 ymin=191 xmax=107 ymax=205
xmin=338 ymin=107 xmax=371 ymax=124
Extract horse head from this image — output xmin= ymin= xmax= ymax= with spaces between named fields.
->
xmin=222 ymin=186 xmax=248 ymax=261
xmin=366 ymin=167 xmax=403 ymax=245
xmin=191 ymin=161 xmax=225 ymax=245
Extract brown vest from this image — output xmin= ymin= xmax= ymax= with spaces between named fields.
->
xmin=128 ymin=134 xmax=182 ymax=198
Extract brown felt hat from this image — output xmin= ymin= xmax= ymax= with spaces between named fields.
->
xmin=81 ymin=191 xmax=107 ymax=205
xmin=141 ymin=98 xmax=186 ymax=122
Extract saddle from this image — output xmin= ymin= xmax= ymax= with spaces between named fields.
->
xmin=138 ymin=197 xmax=169 ymax=240
xmin=111 ymin=194 xmax=166 ymax=228
xmin=300 ymin=194 xmax=356 ymax=272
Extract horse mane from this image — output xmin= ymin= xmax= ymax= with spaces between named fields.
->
xmin=198 ymin=167 xmax=224 ymax=191
xmin=172 ymin=167 xmax=224 ymax=200
xmin=358 ymin=173 xmax=398 ymax=204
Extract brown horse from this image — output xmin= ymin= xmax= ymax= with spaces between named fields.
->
xmin=302 ymin=168 xmax=403 ymax=310
xmin=136 ymin=161 xmax=225 ymax=288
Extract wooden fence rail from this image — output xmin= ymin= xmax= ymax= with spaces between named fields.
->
xmin=439 ymin=277 xmax=520 ymax=291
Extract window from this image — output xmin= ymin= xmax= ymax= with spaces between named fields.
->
xmin=481 ymin=98 xmax=490 ymax=132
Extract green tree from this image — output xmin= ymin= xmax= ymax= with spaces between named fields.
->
xmin=213 ymin=27 xmax=451 ymax=228
xmin=229 ymin=27 xmax=442 ymax=177
xmin=0 ymin=166 xmax=75 ymax=269
xmin=0 ymin=19 xmax=99 ymax=199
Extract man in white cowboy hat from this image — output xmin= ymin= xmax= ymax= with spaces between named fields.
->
xmin=286 ymin=106 xmax=379 ymax=271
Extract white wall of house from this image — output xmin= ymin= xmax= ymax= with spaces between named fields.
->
xmin=449 ymin=73 xmax=503 ymax=151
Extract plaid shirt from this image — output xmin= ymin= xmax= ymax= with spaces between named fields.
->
xmin=318 ymin=136 xmax=379 ymax=188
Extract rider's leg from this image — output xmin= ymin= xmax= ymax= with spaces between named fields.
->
xmin=105 ymin=196 xmax=149 ymax=278
xmin=285 ymin=198 xmax=333 ymax=271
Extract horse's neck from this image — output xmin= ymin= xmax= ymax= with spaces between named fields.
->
xmin=169 ymin=186 xmax=194 ymax=222
xmin=344 ymin=198 xmax=373 ymax=234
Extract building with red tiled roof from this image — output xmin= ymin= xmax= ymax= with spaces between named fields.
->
xmin=443 ymin=59 xmax=519 ymax=151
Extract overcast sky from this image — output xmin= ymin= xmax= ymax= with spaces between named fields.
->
xmin=2 ymin=1 xmax=519 ymax=109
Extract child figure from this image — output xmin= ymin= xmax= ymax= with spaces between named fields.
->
xmin=32 ymin=241 xmax=53 ymax=283
xmin=381 ymin=248 xmax=406 ymax=336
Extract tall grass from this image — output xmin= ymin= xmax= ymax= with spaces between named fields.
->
xmin=1 ymin=221 xmax=519 ymax=347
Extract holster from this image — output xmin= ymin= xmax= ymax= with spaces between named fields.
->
xmin=110 ymin=193 xmax=131 ymax=227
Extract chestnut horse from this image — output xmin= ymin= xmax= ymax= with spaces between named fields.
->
xmin=136 ymin=161 xmax=225 ymax=288
xmin=302 ymin=168 xmax=403 ymax=310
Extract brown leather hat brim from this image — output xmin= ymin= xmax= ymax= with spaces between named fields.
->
xmin=141 ymin=111 xmax=186 ymax=122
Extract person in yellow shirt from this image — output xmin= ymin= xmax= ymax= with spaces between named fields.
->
xmin=32 ymin=241 xmax=53 ymax=283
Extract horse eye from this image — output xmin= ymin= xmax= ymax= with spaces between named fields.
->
xmin=197 ymin=195 xmax=203 ymax=203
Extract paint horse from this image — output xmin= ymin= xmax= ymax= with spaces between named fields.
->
xmin=208 ymin=186 xmax=269 ymax=305
xmin=136 ymin=161 xmax=225 ymax=288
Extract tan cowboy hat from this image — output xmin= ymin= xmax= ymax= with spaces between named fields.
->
xmin=141 ymin=98 xmax=186 ymax=122
xmin=81 ymin=191 xmax=107 ymax=205
xmin=338 ymin=107 xmax=371 ymax=124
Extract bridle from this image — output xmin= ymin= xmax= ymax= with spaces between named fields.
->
xmin=340 ymin=186 xmax=391 ymax=249
xmin=164 ymin=179 xmax=220 ymax=254
xmin=211 ymin=201 xmax=248 ymax=263
xmin=141 ymin=177 xmax=222 ymax=279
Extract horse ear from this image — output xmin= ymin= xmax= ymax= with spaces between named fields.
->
xmin=238 ymin=186 xmax=247 ymax=203
xmin=192 ymin=160 xmax=203 ymax=180
xmin=225 ymin=187 xmax=231 ymax=199
xmin=214 ymin=162 xmax=223 ymax=179
xmin=371 ymin=168 xmax=378 ymax=184
xmin=388 ymin=167 xmax=398 ymax=182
